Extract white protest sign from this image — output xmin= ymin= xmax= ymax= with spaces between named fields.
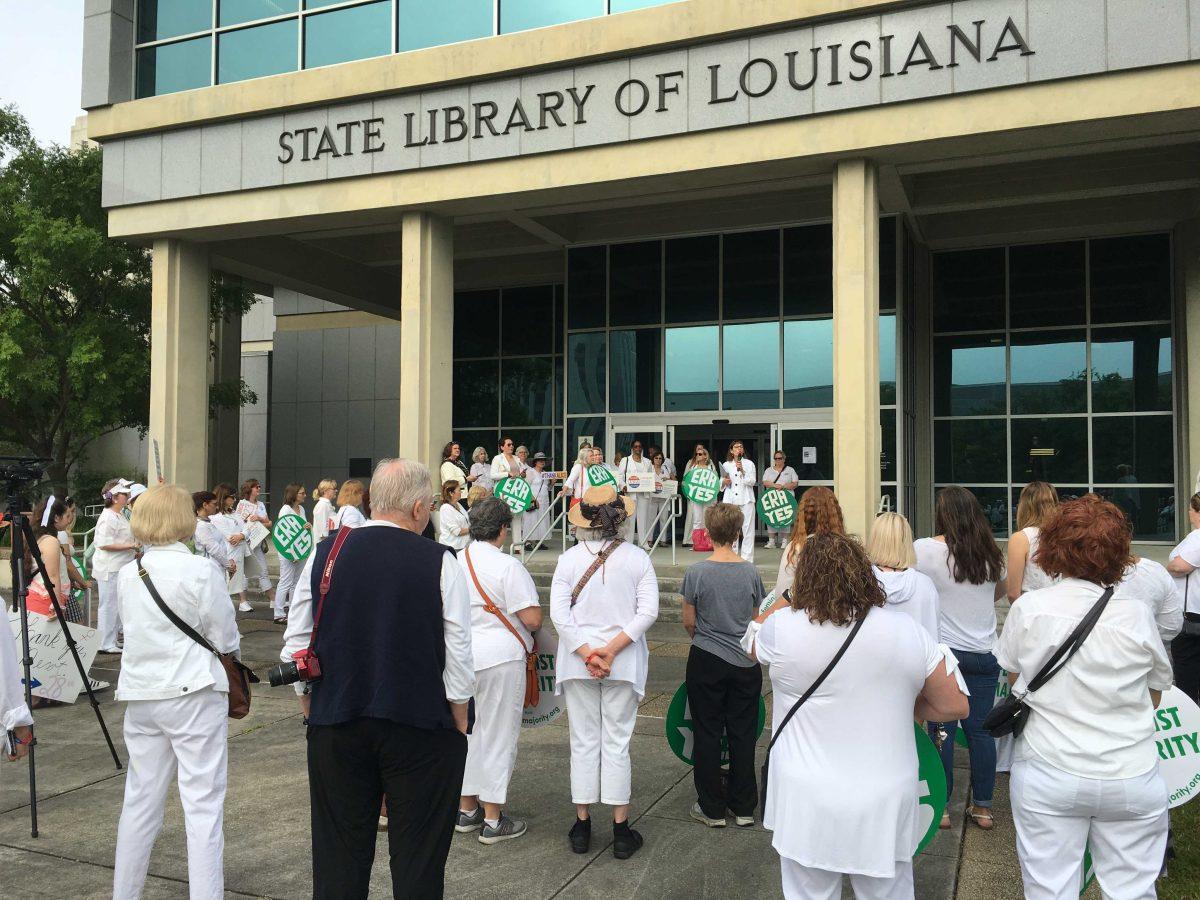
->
xmin=8 ymin=611 xmax=100 ymax=703
xmin=234 ymin=499 xmax=259 ymax=522
xmin=522 ymin=627 xmax=564 ymax=728
xmin=1155 ymin=685 xmax=1200 ymax=808
xmin=245 ymin=520 xmax=270 ymax=550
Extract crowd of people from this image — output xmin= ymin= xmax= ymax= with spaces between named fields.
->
xmin=3 ymin=449 xmax=1199 ymax=900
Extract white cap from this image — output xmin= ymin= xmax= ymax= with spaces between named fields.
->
xmin=129 ymin=483 xmax=148 ymax=502
xmin=110 ymin=478 xmax=135 ymax=496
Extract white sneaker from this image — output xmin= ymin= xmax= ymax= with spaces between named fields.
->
xmin=238 ymin=601 xmax=253 ymax=612
xmin=689 ymin=803 xmax=726 ymax=828
xmin=729 ymin=811 xmax=754 ymax=827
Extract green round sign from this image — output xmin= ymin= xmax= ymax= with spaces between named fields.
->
xmin=681 ymin=466 xmax=721 ymax=505
xmin=271 ymin=513 xmax=313 ymax=562
xmin=914 ymin=721 xmax=949 ymax=855
xmin=494 ymin=476 xmax=534 ymax=513
xmin=586 ymin=464 xmax=617 ymax=490
xmin=665 ymin=682 xmax=767 ymax=766
xmin=757 ymin=488 xmax=798 ymax=529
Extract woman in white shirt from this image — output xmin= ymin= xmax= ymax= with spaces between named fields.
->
xmin=1167 ymin=491 xmax=1200 ymax=703
xmin=867 ymin=512 xmax=940 ymax=641
xmin=112 ymin=484 xmax=241 ymax=900
xmin=274 ymin=483 xmax=310 ymax=624
xmin=523 ymin=452 xmax=554 ymax=547
xmin=455 ymin=499 xmax=543 ymax=843
xmin=311 ymin=479 xmax=338 ymax=544
xmin=212 ymin=485 xmax=252 ymax=613
xmin=914 ymin=486 xmax=1006 ymax=831
xmin=237 ymin=480 xmax=275 ymax=608
xmin=747 ymin=532 xmax=969 ymax=900
xmin=997 ymin=495 xmax=1173 ymax=900
xmin=645 ymin=451 xmax=670 ymax=546
xmin=192 ymin=491 xmax=235 ymax=579
xmin=333 ymin=480 xmax=367 ymax=529
xmin=561 ymin=446 xmax=593 ymax=507
xmin=92 ymin=478 xmax=139 ymax=654
xmin=469 ymin=447 xmax=494 ymax=498
xmin=682 ymin=445 xmax=718 ymax=546
xmin=619 ymin=439 xmax=656 ymax=548
xmin=720 ymin=441 xmax=757 ymax=562
xmin=440 ymin=442 xmax=471 ymax=493
xmin=438 ymin=481 xmax=471 ymax=551
xmin=1007 ymin=481 xmax=1060 ymax=600
xmin=492 ymin=437 xmax=525 ymax=551
xmin=550 ymin=484 xmax=659 ymax=861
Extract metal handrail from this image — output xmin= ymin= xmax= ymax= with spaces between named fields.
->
xmin=521 ymin=497 xmax=569 ymax=564
xmin=644 ymin=496 xmax=679 ymax=566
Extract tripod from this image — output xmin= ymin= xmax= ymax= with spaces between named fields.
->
xmin=6 ymin=479 xmax=122 ymax=838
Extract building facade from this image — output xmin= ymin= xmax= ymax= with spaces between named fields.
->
xmin=84 ymin=0 xmax=1200 ymax=543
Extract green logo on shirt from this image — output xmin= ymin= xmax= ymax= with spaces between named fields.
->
xmin=756 ymin=488 xmax=798 ymax=529
xmin=494 ymin=477 xmax=533 ymax=514
xmin=271 ymin=514 xmax=312 ymax=562
xmin=665 ymin=682 xmax=766 ymax=766
xmin=682 ymin=467 xmax=720 ymax=505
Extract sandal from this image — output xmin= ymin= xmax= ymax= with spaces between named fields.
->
xmin=967 ymin=805 xmax=994 ymax=830
xmin=273 ymin=616 xmax=287 ymax=625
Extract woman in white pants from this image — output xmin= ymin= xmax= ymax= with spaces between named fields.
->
xmin=212 ymin=485 xmax=251 ymax=612
xmin=93 ymin=478 xmax=138 ymax=653
xmin=619 ymin=440 xmax=655 ymax=548
xmin=491 ymin=437 xmax=525 ymax=552
xmin=311 ymin=479 xmax=338 ymax=544
xmin=112 ymin=484 xmax=241 ymax=900
xmin=996 ymin=495 xmax=1173 ymax=900
xmin=682 ymin=445 xmax=717 ymax=545
xmin=237 ymin=479 xmax=275 ymax=610
xmin=550 ymin=484 xmax=659 ymax=861
xmin=273 ymin=484 xmax=309 ymax=623
xmin=455 ymin=499 xmax=543 ymax=843
xmin=720 ymin=441 xmax=757 ymax=562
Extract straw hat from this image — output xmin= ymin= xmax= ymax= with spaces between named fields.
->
xmin=567 ymin=484 xmax=635 ymax=531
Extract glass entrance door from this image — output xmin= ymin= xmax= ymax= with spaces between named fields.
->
xmin=771 ymin=423 xmax=835 ymax=488
xmin=608 ymin=425 xmax=668 ymax=472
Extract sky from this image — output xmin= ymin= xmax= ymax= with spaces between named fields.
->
xmin=0 ymin=0 xmax=85 ymax=146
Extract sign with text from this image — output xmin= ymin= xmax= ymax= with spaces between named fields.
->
xmin=522 ymin=627 xmax=564 ymax=728
xmin=1155 ymin=685 xmax=1200 ymax=809
xmin=494 ymin=476 xmax=534 ymax=514
xmin=8 ymin=611 xmax=100 ymax=704
xmin=681 ymin=466 xmax=720 ymax=505
xmin=757 ymin=488 xmax=798 ymax=529
xmin=585 ymin=464 xmax=617 ymax=491
xmin=271 ymin=513 xmax=313 ymax=562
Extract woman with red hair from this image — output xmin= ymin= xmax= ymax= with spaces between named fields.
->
xmin=772 ymin=486 xmax=845 ymax=598
xmin=997 ymin=495 xmax=1172 ymax=900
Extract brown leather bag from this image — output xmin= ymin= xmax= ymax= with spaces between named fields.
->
xmin=464 ymin=547 xmax=540 ymax=708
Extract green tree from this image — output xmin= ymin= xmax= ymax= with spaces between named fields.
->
xmin=0 ymin=105 xmax=254 ymax=494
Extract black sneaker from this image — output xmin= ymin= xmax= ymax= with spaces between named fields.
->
xmin=568 ymin=817 xmax=591 ymax=854
xmin=613 ymin=821 xmax=644 ymax=860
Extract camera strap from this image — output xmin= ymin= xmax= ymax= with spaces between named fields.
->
xmin=310 ymin=526 xmax=354 ymax=652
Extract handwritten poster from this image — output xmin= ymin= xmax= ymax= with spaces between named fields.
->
xmin=8 ymin=611 xmax=101 ymax=704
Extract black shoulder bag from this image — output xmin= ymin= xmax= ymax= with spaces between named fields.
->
xmin=983 ymin=585 xmax=1113 ymax=738
xmin=760 ymin=612 xmax=866 ymax=818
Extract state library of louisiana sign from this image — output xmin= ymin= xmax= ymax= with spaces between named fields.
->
xmin=99 ymin=0 xmax=1194 ymax=206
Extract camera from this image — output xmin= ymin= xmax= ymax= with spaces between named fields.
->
xmin=267 ymin=648 xmax=322 ymax=687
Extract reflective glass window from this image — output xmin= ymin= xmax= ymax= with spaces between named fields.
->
xmin=219 ymin=0 xmax=298 ymax=27
xmin=609 ymin=329 xmax=661 ymax=414
xmin=1090 ymin=324 xmax=1172 ymax=412
xmin=1093 ymin=486 xmax=1176 ymax=541
xmin=136 ymin=37 xmax=212 ymax=97
xmin=881 ymin=409 xmax=896 ymax=482
xmin=1092 ymin=416 xmax=1173 ymax=485
xmin=957 ymin=488 xmax=1010 ymax=537
xmin=781 ymin=429 xmax=833 ymax=482
xmin=501 ymin=357 xmax=554 ymax=425
xmin=454 ymin=429 xmax=498 ymax=459
xmin=399 ymin=0 xmax=493 ymax=50
xmin=502 ymin=285 xmax=554 ymax=356
xmin=609 ymin=241 xmax=661 ymax=327
xmin=879 ymin=216 xmax=897 ymax=311
xmin=554 ymin=285 xmax=565 ymax=355
xmin=567 ymin=246 xmax=606 ymax=329
xmin=1090 ymin=234 xmax=1172 ymax=324
xmin=305 ymin=0 xmax=391 ymax=69
xmin=453 ymin=360 xmax=499 ymax=426
xmin=665 ymin=326 xmax=718 ymax=411
xmin=932 ymin=334 xmax=1006 ymax=416
xmin=932 ymin=248 xmax=1005 ymax=332
xmin=1009 ymin=241 xmax=1085 ymax=328
xmin=500 ymin=0 xmax=605 ymax=33
xmin=723 ymin=230 xmax=780 ymax=320
xmin=723 ymin=322 xmax=779 ymax=409
xmin=138 ymin=0 xmax=212 ymax=41
xmin=506 ymin=428 xmax=555 ymax=461
xmin=554 ymin=357 xmax=564 ymax=425
xmin=1010 ymin=417 xmax=1088 ymax=485
xmin=217 ymin=19 xmax=298 ymax=83
xmin=933 ymin=420 xmax=1007 ymax=484
xmin=782 ymin=224 xmax=832 ymax=317
xmin=453 ymin=290 xmax=499 ymax=357
xmin=1009 ymin=331 xmax=1086 ymax=415
xmin=305 ymin=0 xmax=349 ymax=7
xmin=783 ymin=318 xmax=833 ymax=408
xmin=567 ymin=333 xmax=605 ymax=415
xmin=665 ymin=235 xmax=718 ymax=323
xmin=611 ymin=0 xmax=679 ymax=10
xmin=879 ymin=313 xmax=896 ymax=405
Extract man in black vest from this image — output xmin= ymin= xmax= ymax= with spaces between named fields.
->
xmin=282 ymin=458 xmax=475 ymax=899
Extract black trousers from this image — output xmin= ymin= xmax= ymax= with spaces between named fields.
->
xmin=1173 ymin=632 xmax=1200 ymax=704
xmin=307 ymin=717 xmax=467 ymax=900
xmin=685 ymin=645 xmax=763 ymax=818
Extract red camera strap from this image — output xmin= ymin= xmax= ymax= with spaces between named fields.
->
xmin=309 ymin=526 xmax=353 ymax=651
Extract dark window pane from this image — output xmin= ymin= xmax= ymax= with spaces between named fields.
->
xmin=723 ymin=230 xmax=780 ymax=320
xmin=1090 ymin=234 xmax=1171 ymax=324
xmin=501 ymin=357 xmax=554 ymax=425
xmin=933 ymin=334 xmax=1006 ymax=416
xmin=1092 ymin=416 xmax=1174 ymax=485
xmin=934 ymin=419 xmax=1007 ymax=484
xmin=1093 ymin=486 xmax=1176 ymax=542
xmin=665 ymin=235 xmax=719 ymax=323
xmin=665 ymin=326 xmax=718 ymax=411
xmin=1010 ymin=417 xmax=1088 ymax=484
xmin=217 ymin=19 xmax=297 ymax=83
xmin=500 ymin=0 xmax=605 ymax=32
xmin=554 ymin=357 xmax=564 ymax=425
xmin=609 ymin=329 xmax=661 ymax=413
xmin=880 ymin=485 xmax=898 ymax=514
xmin=881 ymin=408 xmax=896 ymax=482
xmin=1090 ymin=324 xmax=1172 ymax=412
xmin=304 ymin=0 xmax=391 ymax=69
xmin=567 ymin=246 xmax=605 ymax=329
xmin=566 ymin=333 xmax=605 ymax=415
xmin=880 ymin=313 xmax=896 ymax=405
xmin=932 ymin=248 xmax=1005 ymax=332
xmin=783 ymin=318 xmax=833 ymax=408
xmin=723 ymin=322 xmax=779 ymax=409
xmin=455 ymin=429 xmax=497 ymax=462
xmin=1009 ymin=241 xmax=1085 ymax=328
xmin=782 ymin=224 xmax=832 ymax=317
xmin=554 ymin=284 xmax=565 ymax=355
xmin=568 ymin=418 xmax=605 ymax=458
xmin=138 ymin=0 xmax=212 ymax=41
xmin=1010 ymin=331 xmax=1087 ymax=414
xmin=220 ymin=0 xmax=298 ymax=27
xmin=398 ymin=0 xmax=493 ymax=51
xmin=879 ymin=216 xmax=897 ymax=312
xmin=505 ymin=428 xmax=554 ymax=461
xmin=453 ymin=360 xmax=498 ymax=427
xmin=136 ymin=36 xmax=212 ymax=97
xmin=609 ymin=241 xmax=661 ymax=326
xmin=950 ymin=488 xmax=1010 ymax=537
xmin=453 ymin=290 xmax=499 ymax=357
xmin=781 ymin=429 xmax=834 ymax=482
xmin=502 ymin=285 xmax=554 ymax=355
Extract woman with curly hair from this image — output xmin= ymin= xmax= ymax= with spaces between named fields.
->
xmin=773 ymin=486 xmax=845 ymax=597
xmin=997 ymin=495 xmax=1172 ymax=900
xmin=746 ymin=533 xmax=968 ymax=899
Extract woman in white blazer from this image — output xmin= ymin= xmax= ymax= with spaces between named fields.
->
xmin=720 ymin=441 xmax=757 ymax=562
xmin=438 ymin=481 xmax=471 ymax=551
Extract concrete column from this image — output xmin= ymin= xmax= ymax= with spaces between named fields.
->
xmin=208 ymin=307 xmax=242 ymax=487
xmin=832 ymin=159 xmax=880 ymax=539
xmin=1179 ymin=219 xmax=1200 ymax=504
xmin=149 ymin=239 xmax=211 ymax=490
xmin=398 ymin=212 xmax=454 ymax=477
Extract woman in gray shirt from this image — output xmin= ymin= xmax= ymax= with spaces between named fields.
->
xmin=681 ymin=503 xmax=766 ymax=829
